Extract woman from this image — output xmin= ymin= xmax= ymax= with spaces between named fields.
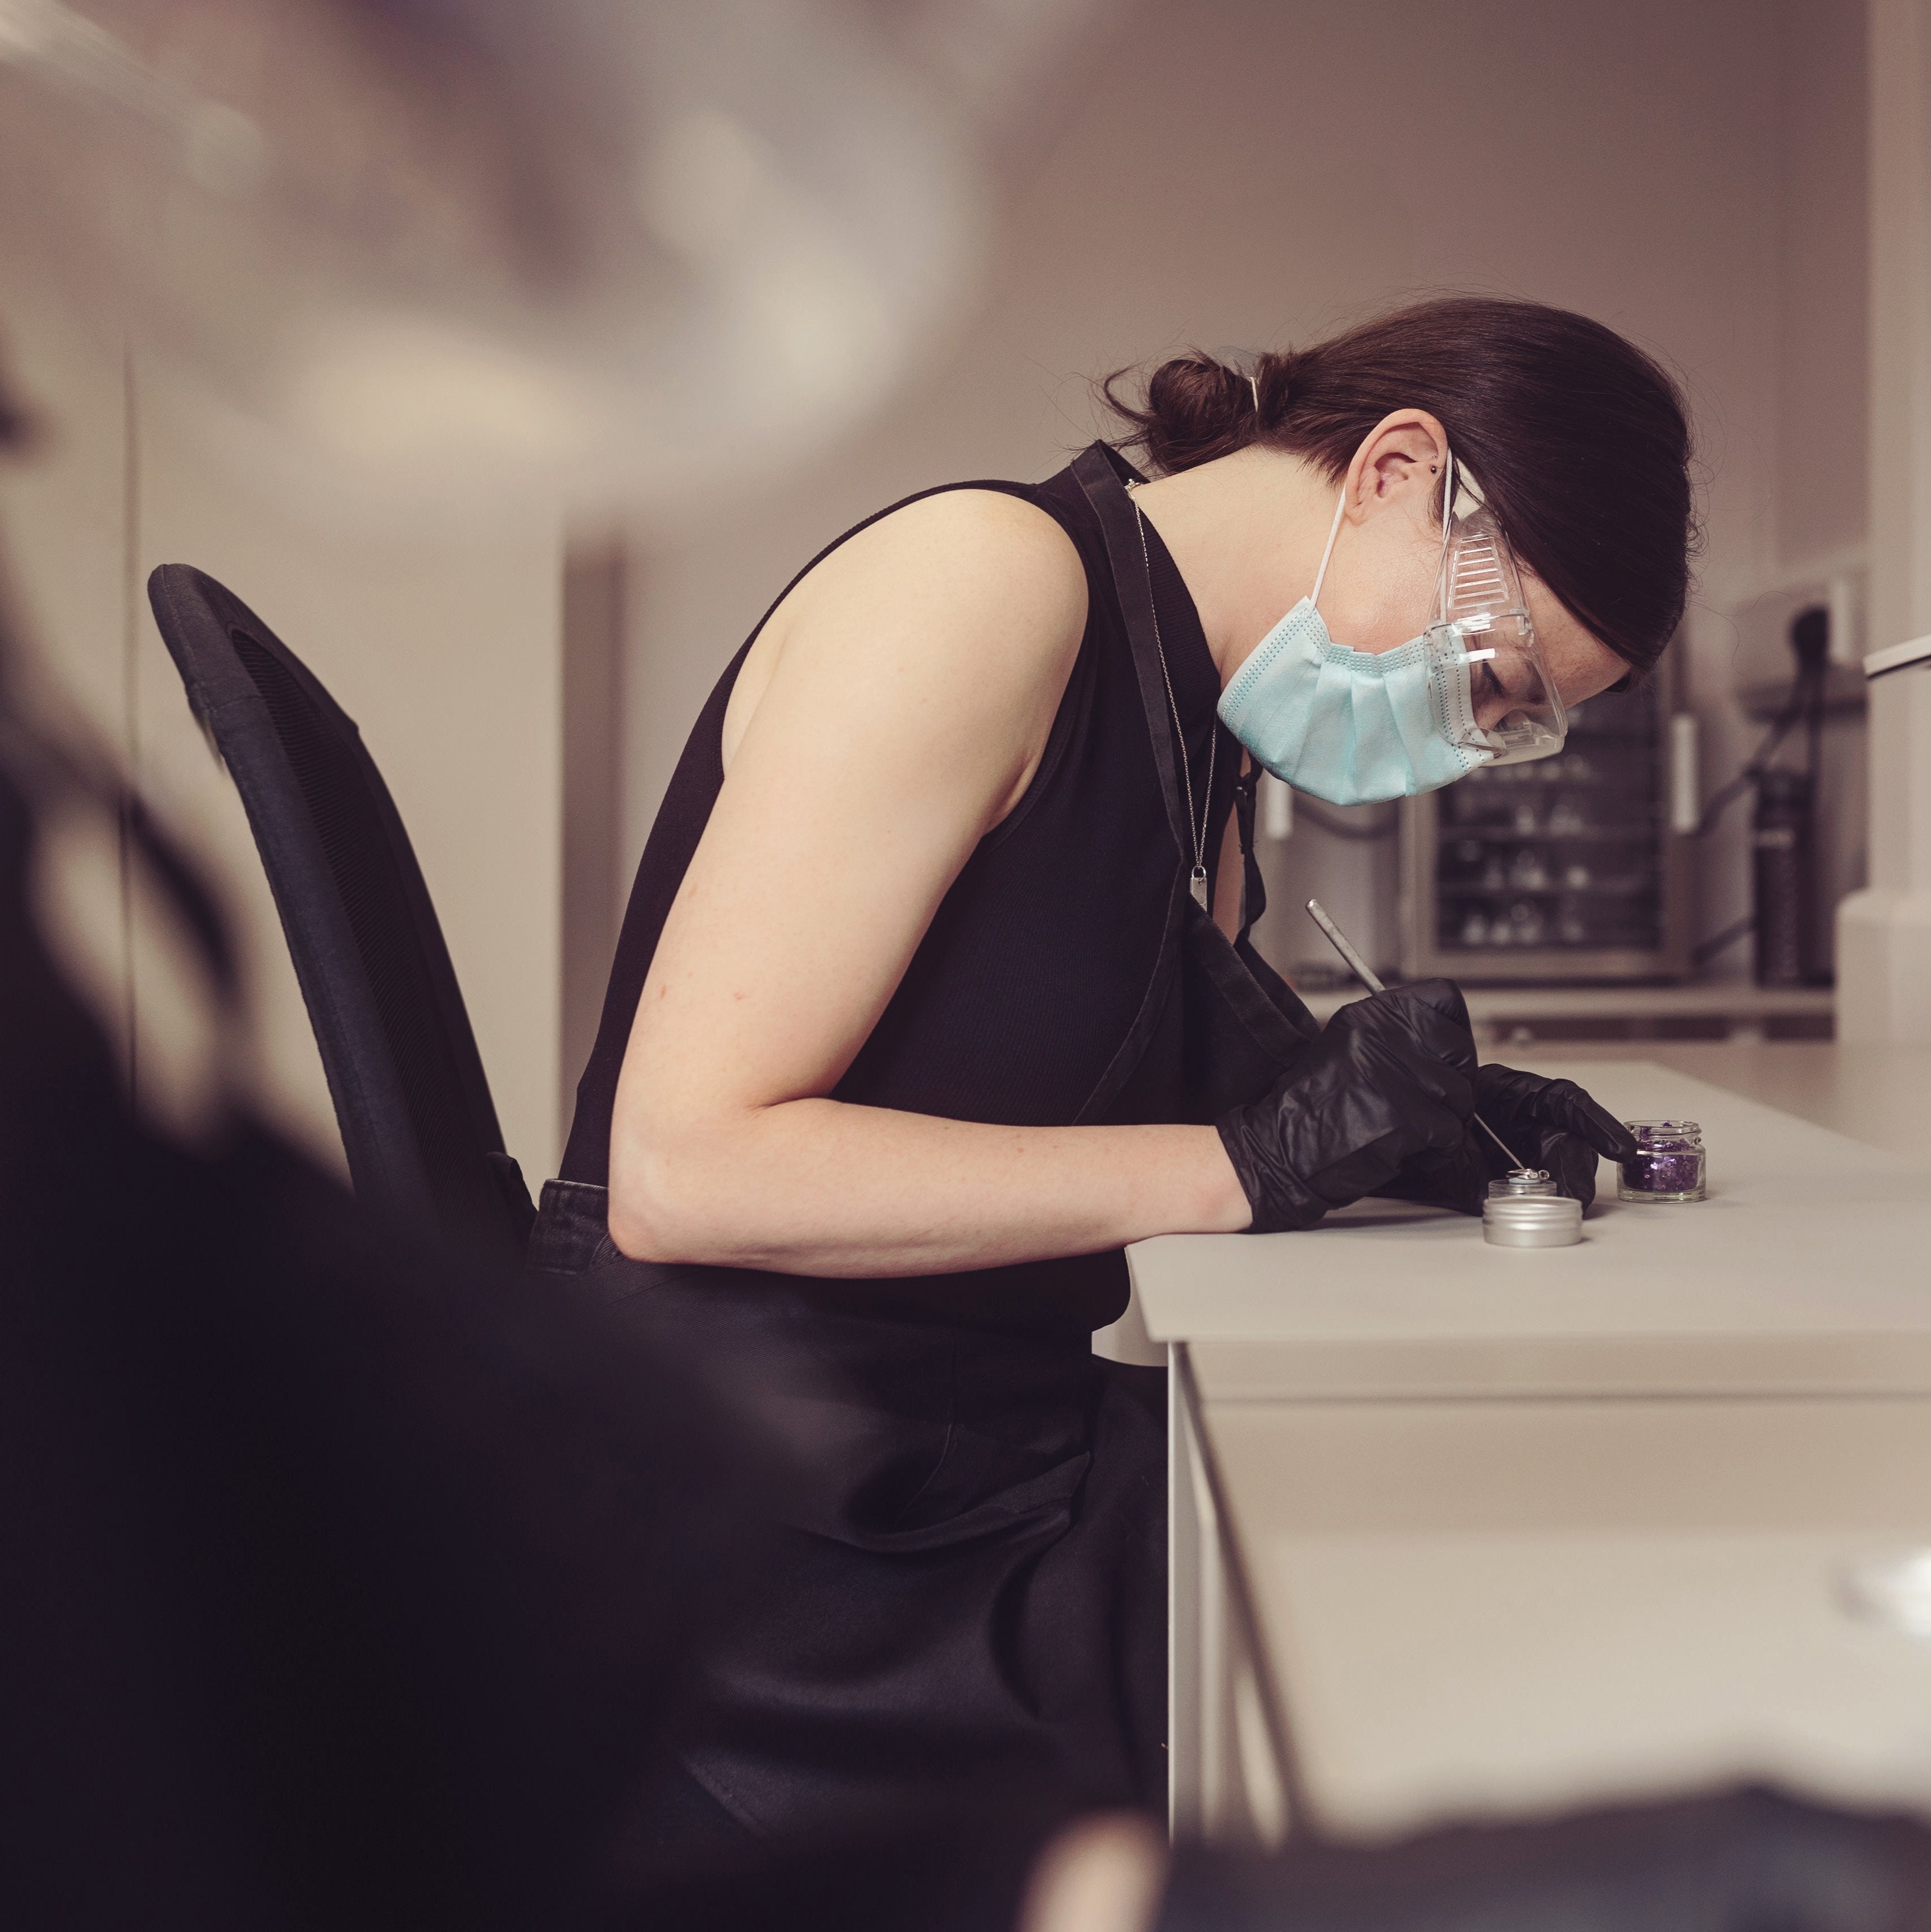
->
xmin=531 ymin=296 xmax=1691 ymax=1846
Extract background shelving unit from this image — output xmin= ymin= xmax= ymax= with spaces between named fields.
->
xmin=1398 ymin=674 xmax=1695 ymax=982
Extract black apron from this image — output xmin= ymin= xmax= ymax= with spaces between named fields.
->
xmin=1067 ymin=444 xmax=1317 ymax=1122
xmin=529 ymin=443 xmax=1317 ymax=1844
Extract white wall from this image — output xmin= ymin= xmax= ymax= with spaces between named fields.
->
xmin=622 ymin=0 xmax=1865 ymax=993
xmin=0 ymin=280 xmax=565 ymax=1184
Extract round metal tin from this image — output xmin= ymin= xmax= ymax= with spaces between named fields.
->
xmin=1482 ymin=1194 xmax=1583 ymax=1249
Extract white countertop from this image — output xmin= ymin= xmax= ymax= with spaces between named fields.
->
xmin=1508 ymin=1041 xmax=1931 ymax=1170
xmin=1129 ymin=1061 xmax=1931 ymax=1396
xmin=1158 ymin=1047 xmax=1931 ymax=1840
xmin=1219 ymin=1392 xmax=1931 ymax=1835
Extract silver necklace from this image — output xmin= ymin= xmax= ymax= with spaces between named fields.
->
xmin=1130 ymin=498 xmax=1216 ymax=909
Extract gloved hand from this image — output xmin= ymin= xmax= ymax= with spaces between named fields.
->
xmin=1378 ymin=1063 xmax=1639 ymax=1214
xmin=1216 ymin=980 xmax=1479 ymax=1233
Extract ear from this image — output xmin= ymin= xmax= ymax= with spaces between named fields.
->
xmin=1343 ymin=410 xmax=1450 ymax=524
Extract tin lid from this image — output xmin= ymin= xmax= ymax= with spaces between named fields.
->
xmin=1482 ymin=1193 xmax=1583 ymax=1249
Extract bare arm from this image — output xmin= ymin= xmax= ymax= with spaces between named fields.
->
xmin=607 ymin=489 xmax=1251 ymax=1277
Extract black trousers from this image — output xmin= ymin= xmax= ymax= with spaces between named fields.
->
xmin=529 ymin=1178 xmax=1167 ymax=1846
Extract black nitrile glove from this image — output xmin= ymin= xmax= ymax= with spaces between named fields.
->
xmin=1380 ymin=1063 xmax=1639 ymax=1214
xmin=1216 ymin=980 xmax=1479 ymax=1233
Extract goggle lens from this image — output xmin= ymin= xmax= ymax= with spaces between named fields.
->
xmin=1432 ymin=506 xmax=1567 ymax=767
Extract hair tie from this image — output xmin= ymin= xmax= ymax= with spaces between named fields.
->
xmin=1249 ymin=374 xmax=1261 ymax=416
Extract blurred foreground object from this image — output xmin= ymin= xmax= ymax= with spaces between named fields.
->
xmin=0 ymin=370 xmax=1052 ymax=1930
xmin=0 ymin=0 xmax=1103 ymax=516
xmin=0 ymin=816 xmax=1040 ymax=1928
xmin=0 ymin=371 xmax=751 ymax=1910
xmin=1155 ymin=1788 xmax=1931 ymax=1932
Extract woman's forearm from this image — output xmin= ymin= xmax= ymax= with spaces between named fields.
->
xmin=607 ymin=1099 xmax=1253 ymax=1276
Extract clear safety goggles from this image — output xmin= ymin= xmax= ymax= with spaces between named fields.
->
xmin=1423 ymin=468 xmax=1567 ymax=767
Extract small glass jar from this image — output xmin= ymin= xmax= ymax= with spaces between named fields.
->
xmin=1618 ymin=1120 xmax=1706 ymax=1204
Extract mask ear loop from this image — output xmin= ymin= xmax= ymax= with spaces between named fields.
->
xmin=1308 ymin=490 xmax=1347 ymax=611
xmin=1313 ymin=444 xmax=1454 ymax=617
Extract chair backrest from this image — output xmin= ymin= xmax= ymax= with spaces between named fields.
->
xmin=147 ymin=564 xmax=534 ymax=1263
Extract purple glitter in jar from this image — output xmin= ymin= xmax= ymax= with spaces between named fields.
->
xmin=1618 ymin=1120 xmax=1706 ymax=1203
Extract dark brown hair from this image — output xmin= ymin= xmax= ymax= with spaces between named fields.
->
xmin=1103 ymin=297 xmax=1697 ymax=679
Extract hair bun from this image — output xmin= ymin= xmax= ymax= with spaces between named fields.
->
xmin=1101 ymin=350 xmax=1259 ymax=474
xmin=1251 ymin=349 xmax=1298 ymax=422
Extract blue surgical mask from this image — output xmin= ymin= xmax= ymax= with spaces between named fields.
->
xmin=1216 ymin=457 xmax=1565 ymax=807
xmin=1218 ymin=598 xmax=1487 ymax=806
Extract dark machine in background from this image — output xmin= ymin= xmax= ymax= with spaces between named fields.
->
xmin=1751 ymin=776 xmax=1820 ymax=985
xmin=1398 ymin=661 xmax=1696 ymax=984
xmin=1747 ymin=610 xmax=1830 ymax=986
xmin=1692 ymin=606 xmax=1836 ymax=989
xmin=1397 ymin=613 xmax=1839 ymax=989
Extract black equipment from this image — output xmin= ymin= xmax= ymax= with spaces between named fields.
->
xmin=1749 ymin=607 xmax=1829 ymax=986
xmin=1751 ymin=767 xmax=1819 ymax=986
xmin=1692 ymin=604 xmax=1832 ymax=986
xmin=147 ymin=564 xmax=535 ymax=1262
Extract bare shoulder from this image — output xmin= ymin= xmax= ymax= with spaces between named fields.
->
xmin=788 ymin=486 xmax=1087 ymax=635
xmin=724 ymin=487 xmax=1089 ymax=769
xmin=875 ymin=485 xmax=1085 ymax=572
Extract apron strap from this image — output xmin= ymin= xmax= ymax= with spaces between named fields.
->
xmin=1066 ymin=446 xmax=1319 ymax=1126
xmin=1070 ymin=444 xmax=1200 ymax=876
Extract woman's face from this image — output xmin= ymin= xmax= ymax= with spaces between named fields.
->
xmin=1512 ymin=575 xmax=1632 ymax=715
xmin=1320 ymin=413 xmax=1636 ymax=722
xmin=1327 ymin=517 xmax=1633 ymax=724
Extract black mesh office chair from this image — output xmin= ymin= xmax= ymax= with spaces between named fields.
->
xmin=148 ymin=564 xmax=535 ymax=1264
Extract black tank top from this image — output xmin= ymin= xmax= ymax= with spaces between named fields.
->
xmin=560 ymin=455 xmax=1248 ymax=1332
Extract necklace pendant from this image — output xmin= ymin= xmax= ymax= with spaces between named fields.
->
xmin=1189 ymin=865 xmax=1209 ymax=910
